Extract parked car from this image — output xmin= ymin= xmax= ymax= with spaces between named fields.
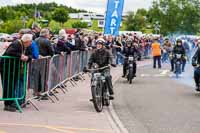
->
xmin=0 ymin=33 xmax=11 ymax=42
xmin=10 ymin=33 xmax=20 ymax=41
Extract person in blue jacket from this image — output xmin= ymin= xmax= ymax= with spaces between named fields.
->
xmin=31 ymin=40 xmax=39 ymax=59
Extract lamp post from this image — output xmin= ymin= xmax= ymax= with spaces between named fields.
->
xmin=154 ymin=21 xmax=161 ymax=34
xmin=21 ymin=16 xmax=29 ymax=28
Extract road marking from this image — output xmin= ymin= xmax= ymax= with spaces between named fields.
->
xmin=45 ymin=126 xmax=76 ymax=133
xmin=140 ymin=70 xmax=174 ymax=78
xmin=141 ymin=74 xmax=150 ymax=77
xmin=153 ymin=74 xmax=166 ymax=77
xmin=160 ymin=70 xmax=170 ymax=75
xmin=105 ymin=103 xmax=129 ymax=133
xmin=168 ymin=74 xmax=174 ymax=77
xmin=0 ymin=123 xmax=112 ymax=133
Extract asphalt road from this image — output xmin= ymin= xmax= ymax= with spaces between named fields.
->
xmin=113 ymin=64 xmax=200 ymax=133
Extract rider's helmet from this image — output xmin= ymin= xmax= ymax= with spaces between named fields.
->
xmin=126 ymin=38 xmax=133 ymax=47
xmin=176 ymin=39 xmax=182 ymax=46
xmin=176 ymin=39 xmax=182 ymax=43
xmin=96 ymin=38 xmax=106 ymax=45
xmin=165 ymin=38 xmax=169 ymax=42
xmin=96 ymin=38 xmax=106 ymax=49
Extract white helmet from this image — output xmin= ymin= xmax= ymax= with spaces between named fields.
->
xmin=96 ymin=38 xmax=106 ymax=45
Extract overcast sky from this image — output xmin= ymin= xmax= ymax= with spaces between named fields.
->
xmin=0 ymin=0 xmax=154 ymax=13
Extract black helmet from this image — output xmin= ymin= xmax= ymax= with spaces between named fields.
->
xmin=165 ymin=38 xmax=169 ymax=41
xmin=176 ymin=39 xmax=182 ymax=44
xmin=126 ymin=38 xmax=133 ymax=46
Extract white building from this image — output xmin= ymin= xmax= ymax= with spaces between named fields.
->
xmin=69 ymin=13 xmax=79 ymax=19
xmin=91 ymin=13 xmax=104 ymax=20
xmin=69 ymin=12 xmax=104 ymax=20
xmin=69 ymin=12 xmax=127 ymax=20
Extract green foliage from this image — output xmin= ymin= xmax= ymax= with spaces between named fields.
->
xmin=26 ymin=19 xmax=34 ymax=28
xmin=72 ymin=21 xmax=88 ymax=28
xmin=125 ymin=0 xmax=200 ymax=35
xmin=125 ymin=11 xmax=135 ymax=31
xmin=120 ymin=22 xmax=126 ymax=31
xmin=49 ymin=20 xmax=61 ymax=33
xmin=88 ymin=20 xmax=102 ymax=32
xmin=0 ymin=2 xmax=86 ymax=33
xmin=64 ymin=19 xmax=79 ymax=28
xmin=0 ymin=7 xmax=16 ymax=21
xmin=125 ymin=10 xmax=147 ymax=32
xmin=0 ymin=20 xmax=23 ymax=33
xmin=52 ymin=8 xmax=69 ymax=25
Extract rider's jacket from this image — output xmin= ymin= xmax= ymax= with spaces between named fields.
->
xmin=122 ymin=46 xmax=138 ymax=57
xmin=88 ymin=48 xmax=112 ymax=68
xmin=192 ymin=48 xmax=200 ymax=65
xmin=172 ymin=45 xmax=186 ymax=56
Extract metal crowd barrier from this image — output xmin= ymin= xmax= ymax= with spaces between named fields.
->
xmin=80 ymin=51 xmax=89 ymax=72
xmin=0 ymin=50 xmax=94 ymax=112
xmin=70 ymin=51 xmax=81 ymax=77
xmin=26 ymin=50 xmax=92 ymax=111
xmin=0 ymin=56 xmax=28 ymax=113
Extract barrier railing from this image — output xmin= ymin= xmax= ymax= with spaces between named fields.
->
xmin=26 ymin=50 xmax=92 ymax=111
xmin=0 ymin=56 xmax=28 ymax=113
xmin=0 ymin=50 xmax=93 ymax=112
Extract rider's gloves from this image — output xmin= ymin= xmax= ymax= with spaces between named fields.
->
xmin=83 ymin=67 xmax=88 ymax=73
xmin=169 ymin=54 xmax=173 ymax=59
xmin=192 ymin=62 xmax=197 ymax=67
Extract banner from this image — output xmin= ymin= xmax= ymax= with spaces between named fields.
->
xmin=104 ymin=0 xmax=124 ymax=36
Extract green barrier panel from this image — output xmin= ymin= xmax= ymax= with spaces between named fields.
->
xmin=0 ymin=56 xmax=28 ymax=113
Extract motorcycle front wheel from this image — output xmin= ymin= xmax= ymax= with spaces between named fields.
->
xmin=91 ymin=83 xmax=103 ymax=112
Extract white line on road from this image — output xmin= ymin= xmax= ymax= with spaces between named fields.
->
xmin=140 ymin=74 xmax=151 ymax=77
xmin=160 ymin=70 xmax=170 ymax=75
xmin=106 ymin=103 xmax=129 ymax=133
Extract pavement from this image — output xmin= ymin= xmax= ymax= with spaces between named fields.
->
xmin=113 ymin=63 xmax=200 ymax=133
xmin=0 ymin=55 xmax=151 ymax=133
xmin=0 ymin=68 xmax=120 ymax=133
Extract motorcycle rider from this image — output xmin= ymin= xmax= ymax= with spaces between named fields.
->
xmin=171 ymin=39 xmax=186 ymax=72
xmin=122 ymin=38 xmax=138 ymax=78
xmin=192 ymin=40 xmax=200 ymax=91
xmin=85 ymin=38 xmax=116 ymax=99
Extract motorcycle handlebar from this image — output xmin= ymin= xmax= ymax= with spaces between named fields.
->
xmin=86 ymin=66 xmax=110 ymax=72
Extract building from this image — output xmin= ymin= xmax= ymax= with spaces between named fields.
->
xmin=69 ymin=12 xmax=105 ymax=20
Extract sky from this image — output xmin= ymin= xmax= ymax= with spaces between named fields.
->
xmin=0 ymin=0 xmax=154 ymax=13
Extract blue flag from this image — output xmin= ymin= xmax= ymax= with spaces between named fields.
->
xmin=104 ymin=0 xmax=124 ymax=36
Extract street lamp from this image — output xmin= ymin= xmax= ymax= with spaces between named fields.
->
xmin=154 ymin=21 xmax=161 ymax=34
xmin=21 ymin=16 xmax=29 ymax=28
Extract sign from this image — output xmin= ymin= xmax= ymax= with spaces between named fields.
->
xmin=104 ymin=0 xmax=124 ymax=36
xmin=98 ymin=20 xmax=122 ymax=28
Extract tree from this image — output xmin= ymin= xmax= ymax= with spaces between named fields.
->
xmin=52 ymin=8 xmax=69 ymax=26
xmin=0 ymin=19 xmax=23 ymax=33
xmin=0 ymin=7 xmax=15 ymax=21
xmin=49 ymin=20 xmax=61 ymax=33
xmin=125 ymin=11 xmax=135 ymax=31
xmin=0 ymin=3 xmax=87 ymax=33
xmin=125 ymin=11 xmax=147 ymax=32
xmin=72 ymin=21 xmax=88 ymax=28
